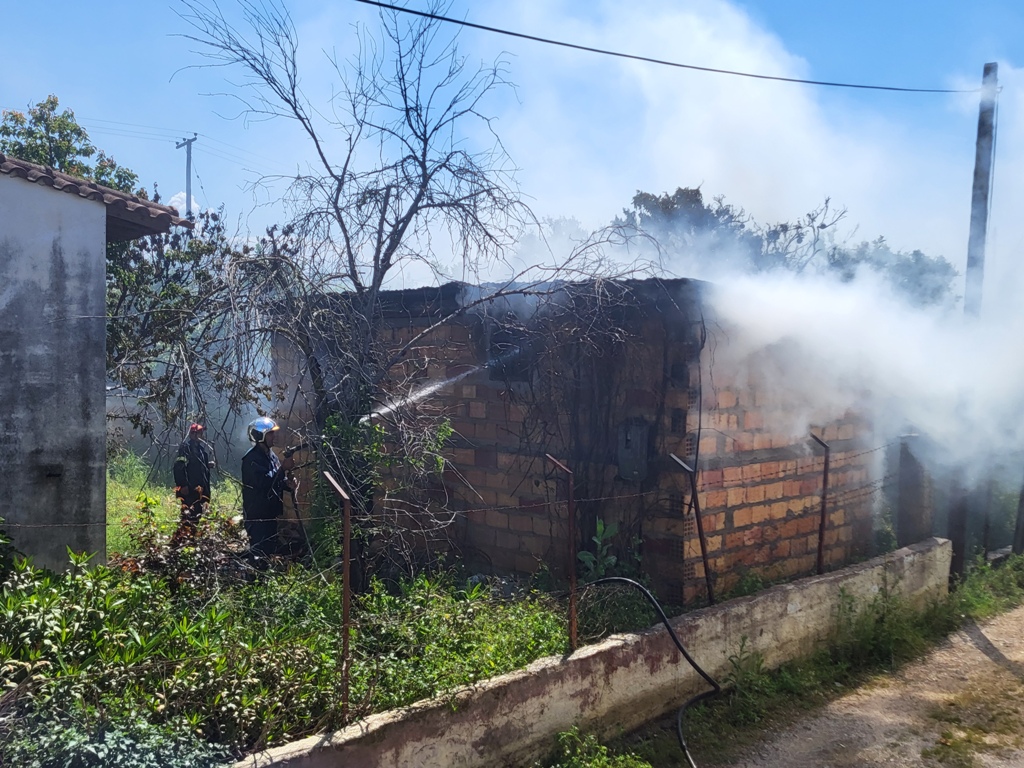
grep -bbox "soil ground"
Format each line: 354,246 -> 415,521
716,603 -> 1024,767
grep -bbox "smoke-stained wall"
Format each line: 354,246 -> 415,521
0,175 -> 108,569
273,278 -> 882,603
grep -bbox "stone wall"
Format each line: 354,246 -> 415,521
233,538 -> 951,768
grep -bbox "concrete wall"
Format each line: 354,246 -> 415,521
234,537 -> 951,768
0,174 -> 108,569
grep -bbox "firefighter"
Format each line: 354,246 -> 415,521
240,417 -> 297,559
173,423 -> 214,538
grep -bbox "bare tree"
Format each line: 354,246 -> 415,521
178,0 -> 649,577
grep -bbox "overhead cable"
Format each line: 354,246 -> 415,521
355,0 -> 977,94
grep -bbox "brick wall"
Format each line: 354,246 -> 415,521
273,279 -> 885,604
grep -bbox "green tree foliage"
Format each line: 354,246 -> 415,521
619,187 -> 764,271
619,187 -> 959,307
2,96 -> 265,437
0,94 -> 139,193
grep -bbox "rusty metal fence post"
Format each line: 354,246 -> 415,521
810,434 -> 830,575
323,471 -> 352,719
545,454 -> 577,651
670,454 -> 715,605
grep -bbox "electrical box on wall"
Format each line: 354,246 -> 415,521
617,418 -> 649,482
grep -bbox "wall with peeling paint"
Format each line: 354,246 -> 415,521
233,538 -> 951,768
0,174 -> 107,569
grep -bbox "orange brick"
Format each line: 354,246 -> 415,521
783,480 -> 802,498
750,504 -> 772,525
717,389 -> 738,408
764,482 -> 786,501
733,507 -> 753,528
699,436 -> 719,455
703,490 -> 727,509
771,501 -> 789,520
723,467 -> 743,486
703,534 -> 722,553
746,485 -> 766,503
727,487 -> 745,507
733,433 -> 755,452
702,469 -> 724,489
753,434 -> 773,450
829,509 -> 846,526
702,512 -> 725,532
743,411 -> 764,430
797,516 -> 818,535
772,540 -> 791,558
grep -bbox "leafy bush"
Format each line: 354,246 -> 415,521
2,711 -> 230,768
538,727 -> 652,768
576,583 -> 658,642
0,547 -> 569,759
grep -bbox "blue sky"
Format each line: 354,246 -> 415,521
5,0 -> 1024,296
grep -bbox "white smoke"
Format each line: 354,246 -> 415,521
700,266 -> 1024,478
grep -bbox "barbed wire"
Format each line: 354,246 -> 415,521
2,441 -> 901,530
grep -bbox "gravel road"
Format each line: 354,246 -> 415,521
723,604 -> 1024,767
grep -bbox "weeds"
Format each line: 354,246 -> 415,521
537,727 -> 653,768
0,552 -> 567,763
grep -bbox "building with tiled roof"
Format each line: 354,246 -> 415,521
0,154 -> 188,569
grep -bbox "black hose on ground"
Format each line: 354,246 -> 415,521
588,576 -> 721,768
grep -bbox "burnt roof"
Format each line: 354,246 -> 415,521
0,153 -> 191,241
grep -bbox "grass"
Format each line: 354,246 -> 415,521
106,450 -> 241,556
922,669 -> 1024,767
26,453 -> 1024,768
574,553 -> 1024,768
4,452 -> 575,765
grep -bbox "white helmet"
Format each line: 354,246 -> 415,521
247,416 -> 280,443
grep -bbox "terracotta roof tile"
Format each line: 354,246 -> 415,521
0,153 -> 192,241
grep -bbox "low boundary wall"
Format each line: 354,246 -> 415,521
236,538 -> 952,768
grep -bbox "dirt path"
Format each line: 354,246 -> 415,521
723,604 -> 1024,767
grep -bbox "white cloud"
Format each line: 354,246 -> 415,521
168,192 -> 201,218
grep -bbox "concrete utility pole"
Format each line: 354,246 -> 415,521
964,62 -> 998,317
175,133 -> 198,219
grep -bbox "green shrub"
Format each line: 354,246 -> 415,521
539,727 -> 652,768
577,583 -> 658,641
0,549 -> 569,758
1,710 -> 231,768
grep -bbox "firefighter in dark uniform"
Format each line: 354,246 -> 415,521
173,423 -> 214,538
241,417 -> 297,559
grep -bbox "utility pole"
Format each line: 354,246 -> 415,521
950,63 -> 998,580
964,63 -> 998,317
175,133 -> 198,219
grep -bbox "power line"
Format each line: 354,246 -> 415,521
355,0 -> 978,94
